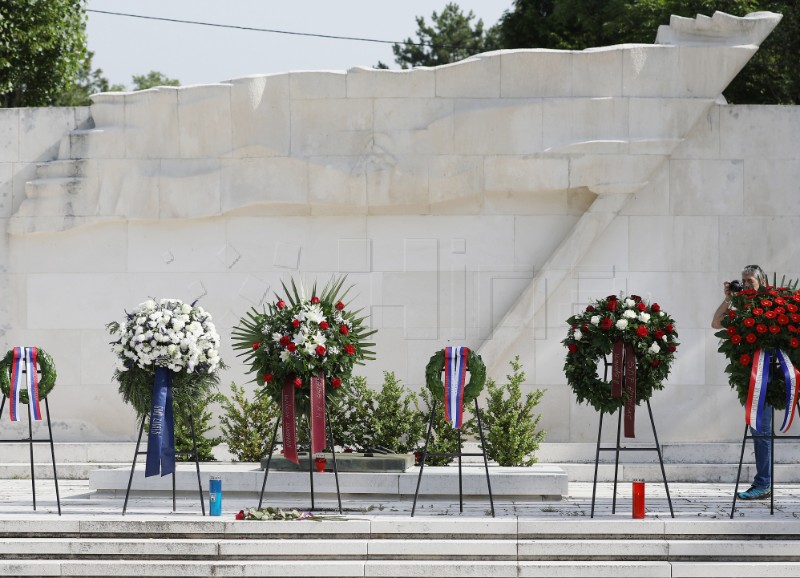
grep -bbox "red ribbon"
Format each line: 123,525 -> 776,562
282,378 -> 298,464
309,371 -> 327,455
611,339 -> 637,438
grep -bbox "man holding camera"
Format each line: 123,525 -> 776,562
712,264 -> 772,500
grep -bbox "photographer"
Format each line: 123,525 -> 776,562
712,264 -> 772,500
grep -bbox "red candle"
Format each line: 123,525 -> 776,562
632,480 -> 645,519
314,456 -> 327,473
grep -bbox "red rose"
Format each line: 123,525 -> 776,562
252,341 -> 260,350
726,326 -> 737,335
753,308 -> 764,316
600,318 -> 613,331
746,333 -> 757,344
636,325 -> 648,337
756,324 -> 768,334
631,294 -> 642,302
315,345 -> 326,356
770,325 -> 781,334
582,323 -> 589,332
731,335 -> 742,345
294,377 -> 302,388
778,315 -> 790,325
740,354 -> 752,366
637,302 -> 646,311
651,359 -> 660,367
279,335 -> 291,346
568,343 -> 578,353
235,510 -> 245,520
345,344 -> 356,355
765,311 -> 777,320
339,324 -> 349,335
651,303 -> 661,313
287,342 -> 297,352
665,324 -> 674,333
792,338 -> 799,349
276,300 -> 286,309
607,300 -> 618,312
668,345 -> 676,352
311,296 -> 320,304
319,321 -> 329,330
292,319 -> 300,328
654,330 -> 665,339
607,295 -> 618,301
264,373 -> 273,383
336,301 -> 345,310
586,305 -> 596,312
743,318 -> 756,327
331,377 -> 342,388
728,310 -> 736,319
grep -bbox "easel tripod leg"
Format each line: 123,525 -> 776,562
730,424 -> 749,519
411,398 -> 437,516
474,398 -> 494,517
646,399 -> 673,518
123,416 -> 146,515
591,411 -> 604,519
326,406 -> 343,514
258,416 -> 281,510
45,398 -> 61,515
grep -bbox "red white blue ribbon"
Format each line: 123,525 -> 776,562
443,346 -> 469,429
775,349 -> 800,433
8,346 -> 43,422
745,348 -> 771,431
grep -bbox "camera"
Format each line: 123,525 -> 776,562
729,280 -> 744,293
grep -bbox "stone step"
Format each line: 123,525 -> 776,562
88,463 -> 568,501
0,442 -> 137,463
535,442 -> 800,464
68,128 -> 123,159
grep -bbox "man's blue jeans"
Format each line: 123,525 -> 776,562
750,404 -> 773,489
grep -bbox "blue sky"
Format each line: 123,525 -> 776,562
86,1 -> 510,88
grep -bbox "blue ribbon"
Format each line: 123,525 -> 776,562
145,367 -> 175,477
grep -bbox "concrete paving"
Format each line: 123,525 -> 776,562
3,476 -> 799,521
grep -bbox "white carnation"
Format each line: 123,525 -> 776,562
638,312 -> 651,323
623,309 -> 637,319
649,342 -> 661,354
616,319 -> 629,330
625,299 -> 636,308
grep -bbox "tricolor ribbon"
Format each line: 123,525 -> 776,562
281,373 -> 327,465
776,349 -> 800,433
9,346 -> 43,422
745,348 -> 771,432
611,340 -> 637,438
443,346 -> 469,429
144,367 -> 175,477
746,348 -> 800,434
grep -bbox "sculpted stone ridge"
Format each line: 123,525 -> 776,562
7,10 -> 780,235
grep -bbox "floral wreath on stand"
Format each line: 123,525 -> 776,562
232,276 -> 376,414
424,349 -> 487,404
563,294 -> 679,414
0,348 -> 57,403
107,298 -> 223,416
716,280 -> 800,415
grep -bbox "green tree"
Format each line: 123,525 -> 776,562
132,70 -> 180,91
475,356 -> 546,467
390,2 -> 501,68
496,0 -> 797,104
54,51 -> 125,107
371,371 -> 427,453
173,392 -> 223,462
0,0 -> 88,107
218,383 -> 281,462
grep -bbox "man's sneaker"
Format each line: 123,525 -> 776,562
738,485 -> 772,500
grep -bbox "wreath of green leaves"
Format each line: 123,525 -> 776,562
0,348 -> 57,404
563,295 -> 679,414
424,348 -> 486,404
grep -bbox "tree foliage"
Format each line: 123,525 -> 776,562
0,0 -> 88,107
390,2 -> 501,69
496,0 -> 797,104
131,70 -> 180,91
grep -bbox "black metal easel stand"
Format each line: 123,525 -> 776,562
257,405 -> 343,514
411,397 -> 495,517
730,400 -> 800,518
122,408 -> 205,515
590,398 -> 674,518
0,394 -> 61,515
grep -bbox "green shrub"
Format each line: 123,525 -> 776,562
218,383 -> 281,462
372,371 -> 427,453
173,392 -> 223,462
475,356 -> 546,467
417,387 -> 475,466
